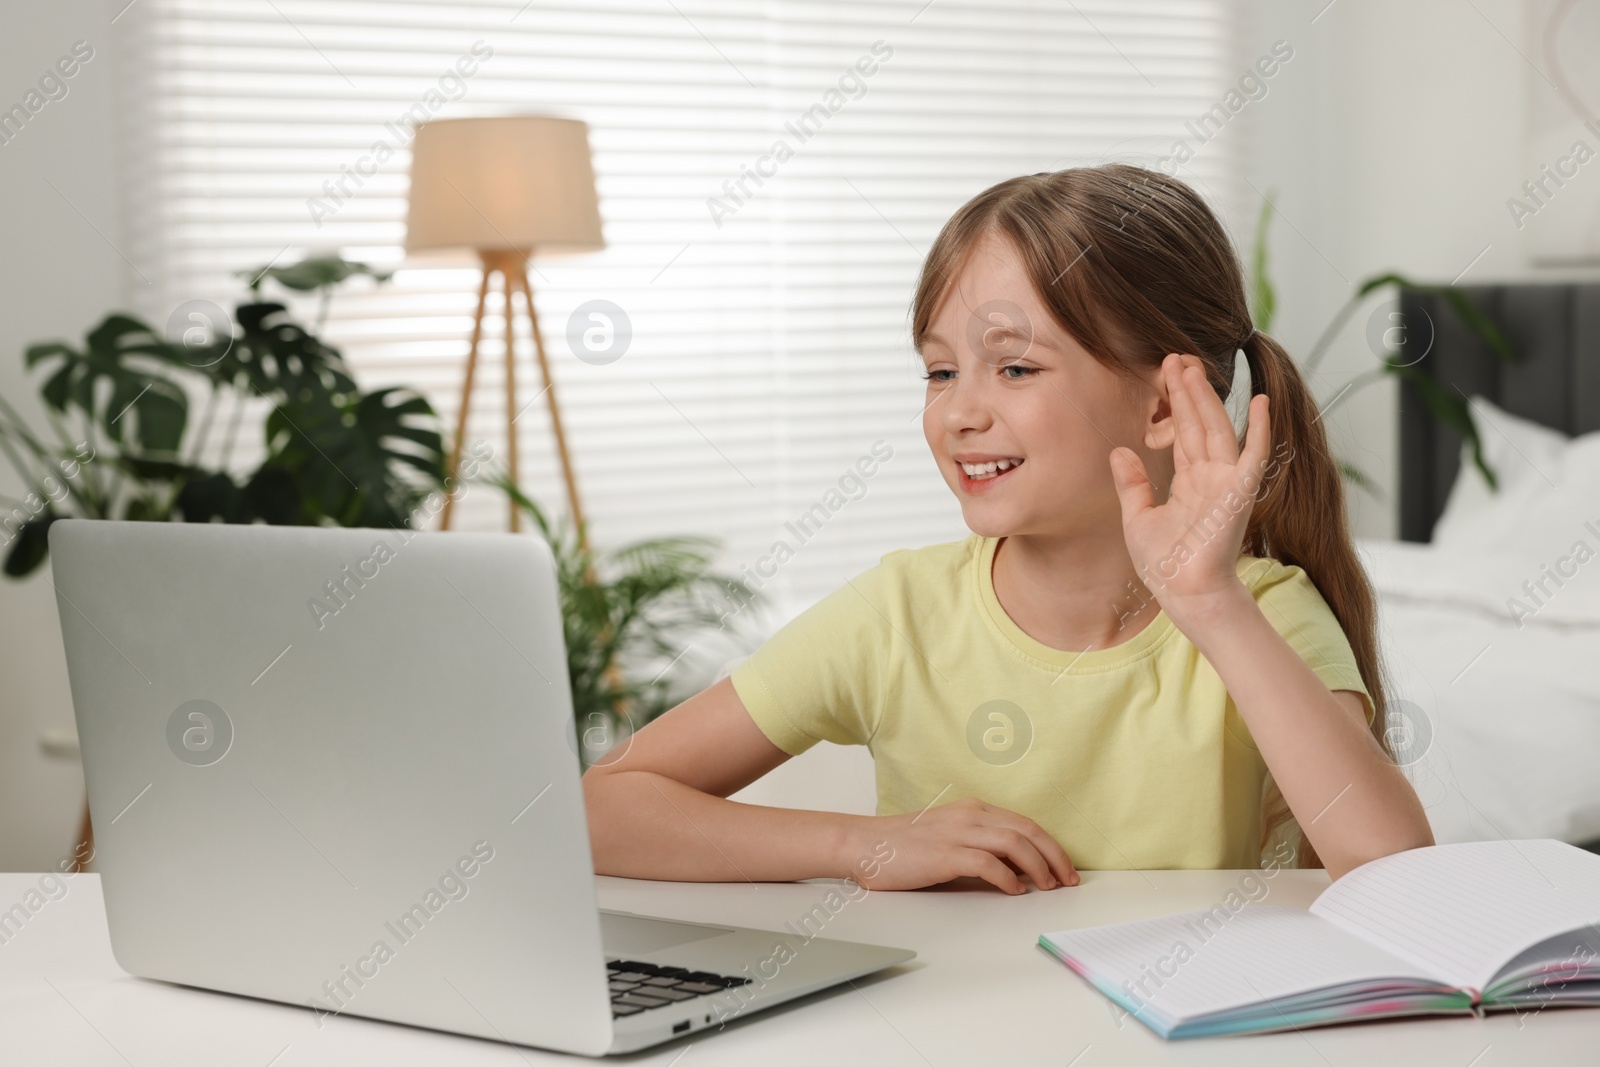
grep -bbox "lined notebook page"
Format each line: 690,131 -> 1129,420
1042,905 -> 1437,1021
1310,839 -> 1600,992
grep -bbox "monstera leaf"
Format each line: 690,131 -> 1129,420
240,255 -> 392,295
208,303 -> 358,402
25,316 -> 189,454
262,386 -> 444,528
2,512 -> 56,578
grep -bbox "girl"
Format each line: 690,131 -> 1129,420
583,164 -> 1432,893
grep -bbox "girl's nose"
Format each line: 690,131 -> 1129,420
938,373 -> 992,435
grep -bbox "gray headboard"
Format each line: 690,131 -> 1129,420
1395,283 -> 1600,542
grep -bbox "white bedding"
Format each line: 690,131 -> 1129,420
1356,537 -> 1600,847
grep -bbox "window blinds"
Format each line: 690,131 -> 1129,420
115,0 -> 1247,634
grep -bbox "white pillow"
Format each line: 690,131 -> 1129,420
1431,395 -> 1600,559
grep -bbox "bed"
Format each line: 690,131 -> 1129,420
1358,283 -> 1600,850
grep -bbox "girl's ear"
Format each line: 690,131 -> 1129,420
1143,373 -> 1176,450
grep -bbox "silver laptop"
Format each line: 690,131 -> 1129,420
49,519 -> 914,1056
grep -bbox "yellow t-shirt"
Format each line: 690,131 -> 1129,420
729,534 -> 1374,870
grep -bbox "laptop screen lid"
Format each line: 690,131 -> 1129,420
49,519 -> 615,1055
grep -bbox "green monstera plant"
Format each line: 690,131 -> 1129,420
0,255 -> 445,576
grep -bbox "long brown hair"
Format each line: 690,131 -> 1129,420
909,164 -> 1394,869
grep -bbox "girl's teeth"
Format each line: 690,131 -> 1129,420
961,458 -> 1023,479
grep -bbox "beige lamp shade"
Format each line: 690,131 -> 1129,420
404,115 -> 604,255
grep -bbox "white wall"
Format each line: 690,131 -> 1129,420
0,0 -> 125,870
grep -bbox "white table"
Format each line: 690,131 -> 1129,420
2,870 -> 1594,1064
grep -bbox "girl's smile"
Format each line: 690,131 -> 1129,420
953,452 -> 1026,493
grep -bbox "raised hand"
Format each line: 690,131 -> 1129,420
1107,351 -> 1272,623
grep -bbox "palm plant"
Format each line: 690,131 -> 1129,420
496,476 -> 761,769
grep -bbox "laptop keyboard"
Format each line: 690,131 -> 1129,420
606,958 -> 752,1016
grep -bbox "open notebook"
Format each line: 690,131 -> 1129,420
1038,839 -> 1600,1039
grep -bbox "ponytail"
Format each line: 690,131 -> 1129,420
1240,330 -> 1394,870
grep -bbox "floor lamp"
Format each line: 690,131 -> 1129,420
404,116 -> 605,536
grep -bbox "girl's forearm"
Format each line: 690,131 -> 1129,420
1181,584 -> 1434,879
584,769 -> 864,883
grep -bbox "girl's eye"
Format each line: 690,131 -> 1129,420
918,365 -> 1035,382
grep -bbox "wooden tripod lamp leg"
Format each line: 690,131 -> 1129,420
440,262 -> 494,531
501,258 -> 521,532
512,261 -> 588,547
510,262 -> 619,709
74,798 -> 92,873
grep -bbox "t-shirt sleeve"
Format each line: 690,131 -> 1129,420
727,562 -> 894,756
1238,557 -> 1376,728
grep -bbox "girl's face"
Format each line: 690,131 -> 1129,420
919,229 -> 1169,539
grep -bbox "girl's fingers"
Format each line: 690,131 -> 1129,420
968,827 -> 1058,891
957,848 -> 1027,895
1015,823 -> 1079,886
1045,843 -> 1079,887
980,807 -> 1081,886
1166,354 -> 1208,465
1187,356 -> 1238,461
1240,393 -> 1271,477
1110,446 -> 1155,526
